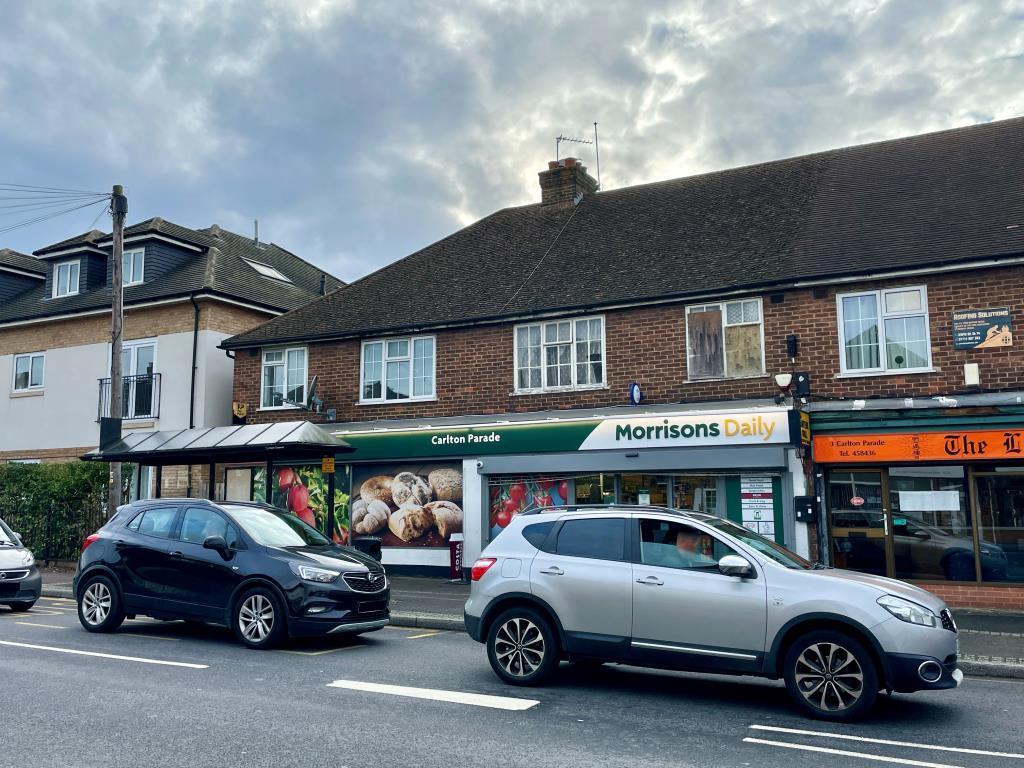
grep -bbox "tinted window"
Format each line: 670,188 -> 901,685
131,507 -> 177,539
522,521 -> 554,549
555,518 -> 625,561
639,519 -> 735,571
180,508 -> 229,544
223,505 -> 329,547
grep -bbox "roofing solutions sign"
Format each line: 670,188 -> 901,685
334,410 -> 796,461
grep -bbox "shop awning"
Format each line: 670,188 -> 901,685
82,421 -> 351,466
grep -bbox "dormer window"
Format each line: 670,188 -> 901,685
123,248 -> 144,285
53,260 -> 80,297
243,258 -> 291,283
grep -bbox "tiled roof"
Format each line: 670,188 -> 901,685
0,248 -> 46,276
223,117 -> 1024,348
0,219 -> 342,324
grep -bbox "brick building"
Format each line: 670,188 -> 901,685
0,219 -> 341,497
223,118 -> 1024,607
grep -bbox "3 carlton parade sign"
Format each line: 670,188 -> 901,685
813,429 -> 1024,463
335,409 -> 798,461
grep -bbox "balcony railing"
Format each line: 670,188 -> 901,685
98,373 -> 161,421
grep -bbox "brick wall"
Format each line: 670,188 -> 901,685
0,446 -> 93,463
234,265 -> 1024,424
913,582 -> 1024,611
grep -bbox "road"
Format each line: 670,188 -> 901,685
2,598 -> 1023,768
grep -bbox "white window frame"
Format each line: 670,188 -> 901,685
12,352 -> 45,392
685,298 -> 766,381
52,259 -> 80,297
123,248 -> 145,286
836,285 -> 932,376
260,346 -> 308,410
513,315 -> 607,394
359,335 -> 436,404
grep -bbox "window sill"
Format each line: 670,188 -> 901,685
124,420 -> 156,429
684,374 -> 769,384
10,389 -> 44,398
355,397 -> 438,406
835,368 -> 936,379
257,405 -> 300,412
511,385 -> 610,396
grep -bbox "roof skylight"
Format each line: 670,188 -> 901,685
243,258 -> 292,283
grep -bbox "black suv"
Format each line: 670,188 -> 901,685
73,500 -> 389,649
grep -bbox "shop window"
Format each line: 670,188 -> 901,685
261,347 -> 307,409
827,471 -> 887,576
837,286 -> 931,374
574,474 -> 615,505
686,299 -> 764,380
620,474 -> 668,506
672,475 -> 720,514
975,473 -> 1024,583
13,352 -> 45,392
360,336 -> 435,402
514,316 -> 604,393
489,476 -> 569,539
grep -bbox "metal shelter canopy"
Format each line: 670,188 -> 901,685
81,421 -> 351,466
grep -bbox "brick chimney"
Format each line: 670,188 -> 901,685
538,157 -> 599,206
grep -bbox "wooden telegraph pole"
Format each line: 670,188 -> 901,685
107,185 -> 128,514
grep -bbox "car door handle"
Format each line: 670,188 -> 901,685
169,551 -> 183,559
636,576 -> 664,586
538,566 -> 564,576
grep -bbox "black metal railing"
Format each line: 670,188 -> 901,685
97,373 -> 161,421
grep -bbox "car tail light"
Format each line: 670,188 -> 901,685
81,533 -> 100,553
471,558 -> 497,581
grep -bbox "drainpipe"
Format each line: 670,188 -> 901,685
187,293 -> 200,497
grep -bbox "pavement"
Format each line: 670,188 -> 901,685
37,568 -> 1024,678
3,597 -> 1024,768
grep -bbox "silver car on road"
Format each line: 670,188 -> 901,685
464,505 -> 961,720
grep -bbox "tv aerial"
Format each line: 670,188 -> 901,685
555,122 -> 601,189
282,374 -> 324,413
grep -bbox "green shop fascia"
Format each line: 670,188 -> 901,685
258,405 -> 810,571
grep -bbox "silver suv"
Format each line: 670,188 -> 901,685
464,506 -> 961,721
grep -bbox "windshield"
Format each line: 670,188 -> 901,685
701,516 -> 812,569
0,518 -> 17,545
222,505 -> 330,548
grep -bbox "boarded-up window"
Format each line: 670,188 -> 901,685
687,299 -> 763,379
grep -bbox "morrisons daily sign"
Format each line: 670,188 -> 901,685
333,409 -> 796,461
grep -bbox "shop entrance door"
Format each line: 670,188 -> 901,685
826,470 -> 892,576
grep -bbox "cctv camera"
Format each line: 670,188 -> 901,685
475,460 -> 484,469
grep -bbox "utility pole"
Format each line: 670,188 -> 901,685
107,185 -> 128,514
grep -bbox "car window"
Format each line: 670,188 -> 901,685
555,518 -> 626,561
222,505 -> 330,547
639,519 -> 735,571
522,521 -> 555,549
129,507 -> 178,539
180,507 -> 229,544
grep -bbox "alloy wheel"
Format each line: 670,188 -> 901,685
794,642 -> 865,712
82,582 -> 112,626
239,594 -> 275,643
494,617 -> 546,677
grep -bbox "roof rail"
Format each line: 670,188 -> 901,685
518,504 -> 686,516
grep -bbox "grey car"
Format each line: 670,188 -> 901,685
464,506 -> 961,721
0,515 -> 41,612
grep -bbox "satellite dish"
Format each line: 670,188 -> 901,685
281,375 -> 323,412
306,376 -> 318,409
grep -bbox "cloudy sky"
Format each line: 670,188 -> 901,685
1,0 -> 1022,281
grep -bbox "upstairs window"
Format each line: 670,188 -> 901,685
686,299 -> 764,379
53,260 -> 80,297
360,336 -> 435,402
123,248 -> 144,285
514,316 -> 605,393
837,286 -> 931,374
243,258 -> 292,283
13,353 -> 45,392
261,347 -> 307,408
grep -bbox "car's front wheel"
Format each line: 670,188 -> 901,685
77,575 -> 125,633
486,607 -> 559,686
784,630 -> 879,721
233,587 -> 286,650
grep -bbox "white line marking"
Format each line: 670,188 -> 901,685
15,622 -> 67,629
749,725 -> 1024,759
406,631 -> 444,639
0,640 -> 208,669
117,633 -> 179,642
327,680 -> 538,710
743,738 -> 964,768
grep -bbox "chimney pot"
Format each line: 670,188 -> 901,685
538,157 -> 599,206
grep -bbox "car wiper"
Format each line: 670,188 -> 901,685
811,561 -> 831,570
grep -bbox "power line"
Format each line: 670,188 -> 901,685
0,182 -> 107,195
498,202 -> 583,314
0,197 -> 109,236
0,195 -> 110,215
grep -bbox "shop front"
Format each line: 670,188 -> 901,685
811,403 -> 1024,609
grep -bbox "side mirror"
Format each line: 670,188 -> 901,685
203,535 -> 231,559
13,532 -> 22,544
719,554 -> 753,578
913,530 -> 931,540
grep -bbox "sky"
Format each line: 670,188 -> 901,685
1,0 -> 1022,282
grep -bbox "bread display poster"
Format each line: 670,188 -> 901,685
266,463 -> 352,546
351,462 -> 464,548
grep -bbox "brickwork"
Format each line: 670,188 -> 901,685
233,266 -> 1024,425
199,301 -> 276,335
0,446 -> 92,463
913,582 -> 1024,611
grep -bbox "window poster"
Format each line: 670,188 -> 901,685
350,462 -> 463,548
258,463 -> 351,545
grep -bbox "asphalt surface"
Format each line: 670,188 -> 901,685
3,598 -> 1024,768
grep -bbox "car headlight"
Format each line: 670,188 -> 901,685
877,595 -> 939,627
289,562 -> 340,583
20,551 -> 34,567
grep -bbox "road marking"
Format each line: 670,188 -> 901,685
15,622 -> 67,629
327,680 -> 539,710
0,640 -> 208,669
406,631 -> 444,639
749,725 -> 1024,759
743,738 -> 963,768
117,633 -> 180,642
281,645 -> 361,656
0,609 -> 63,617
